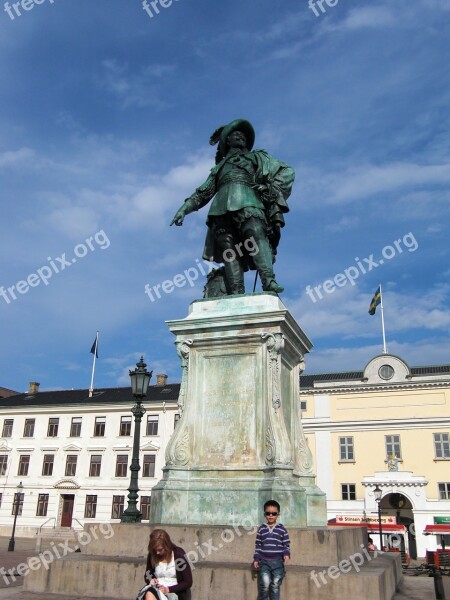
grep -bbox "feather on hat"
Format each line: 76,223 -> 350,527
209,119 -> 255,164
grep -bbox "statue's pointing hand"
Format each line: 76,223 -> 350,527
170,205 -> 187,226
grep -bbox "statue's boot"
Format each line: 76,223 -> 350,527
216,232 -> 245,294
241,219 -> 284,294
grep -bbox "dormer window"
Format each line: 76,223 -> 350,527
379,364 -> 394,380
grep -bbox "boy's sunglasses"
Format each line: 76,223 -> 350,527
264,511 -> 279,516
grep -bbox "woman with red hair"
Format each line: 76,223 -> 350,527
137,529 -> 193,600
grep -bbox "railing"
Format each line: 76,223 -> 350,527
35,517 -> 56,552
71,518 -> 85,531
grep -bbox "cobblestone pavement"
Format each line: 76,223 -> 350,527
0,575 -> 440,600
0,538 -> 445,600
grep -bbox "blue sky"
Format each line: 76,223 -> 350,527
1,0 -> 449,392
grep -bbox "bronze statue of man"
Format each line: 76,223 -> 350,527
171,119 -> 295,295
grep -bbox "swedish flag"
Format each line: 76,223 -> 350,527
368,286 -> 381,315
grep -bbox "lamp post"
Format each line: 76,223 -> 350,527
8,482 -> 23,551
374,484 -> 383,551
121,357 -> 152,523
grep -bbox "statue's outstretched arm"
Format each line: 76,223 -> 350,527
170,173 -> 216,226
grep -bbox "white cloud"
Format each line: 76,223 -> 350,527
100,59 -> 176,110
337,6 -> 396,30
288,283 -> 450,343
0,147 -> 35,167
325,216 -> 359,232
302,162 -> 450,207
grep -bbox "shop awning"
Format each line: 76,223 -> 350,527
328,520 -> 406,532
423,525 -> 450,535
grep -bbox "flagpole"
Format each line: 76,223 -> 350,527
379,285 -> 388,354
89,331 -> 99,398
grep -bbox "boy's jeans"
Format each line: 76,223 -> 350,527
258,558 -> 285,600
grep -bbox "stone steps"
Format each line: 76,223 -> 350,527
35,527 -> 80,553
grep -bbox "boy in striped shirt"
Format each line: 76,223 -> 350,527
252,500 -> 290,600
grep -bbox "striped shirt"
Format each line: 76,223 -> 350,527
253,523 -> 291,561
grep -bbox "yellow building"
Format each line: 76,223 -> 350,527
300,353 -> 450,558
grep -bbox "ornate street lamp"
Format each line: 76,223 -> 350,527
374,484 -> 383,551
8,481 -> 24,551
121,357 -> 152,523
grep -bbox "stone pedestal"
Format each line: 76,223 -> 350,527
149,293 -> 326,527
24,524 -> 403,600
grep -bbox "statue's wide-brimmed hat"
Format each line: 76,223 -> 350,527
209,119 -> 255,162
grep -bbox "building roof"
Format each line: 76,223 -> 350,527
0,386 -> 20,399
300,372 -> 363,388
0,384 -> 181,408
300,363 -> 450,389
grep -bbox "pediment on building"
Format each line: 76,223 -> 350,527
54,479 -> 80,489
141,441 -> 160,451
112,445 -> 132,452
0,439 -> 12,451
63,443 -> 82,452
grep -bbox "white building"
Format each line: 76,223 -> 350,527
0,376 -> 179,537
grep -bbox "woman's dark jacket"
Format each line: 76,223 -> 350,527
144,545 -> 193,600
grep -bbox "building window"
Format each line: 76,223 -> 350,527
18,455 -> 30,476
111,495 -> 125,519
143,455 -> 156,478
119,416 -> 132,436
339,437 -> 354,461
174,414 -> 180,429
2,418 -> 13,437
65,455 -> 78,477
42,454 -> 55,476
12,492 -> 24,516
94,417 -> 106,437
379,365 -> 394,380
300,401 -> 307,411
84,495 -> 97,518
23,418 -> 35,437
341,483 -> 356,500
115,455 -> 128,477
47,418 -> 59,437
434,433 -> 450,459
140,496 -> 151,520
36,493 -> 49,517
146,416 -> 159,436
0,455 -> 7,476
385,435 -> 402,459
70,417 -> 82,437
89,455 -> 102,477
438,483 -> 450,500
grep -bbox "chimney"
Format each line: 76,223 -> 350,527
156,374 -> 168,386
28,382 -> 40,394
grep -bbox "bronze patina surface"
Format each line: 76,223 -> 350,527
171,119 -> 295,296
